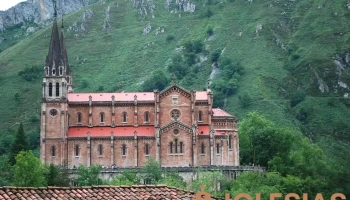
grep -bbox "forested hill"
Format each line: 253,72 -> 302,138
0,0 -> 349,194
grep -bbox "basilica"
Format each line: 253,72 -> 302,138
40,10 -> 239,168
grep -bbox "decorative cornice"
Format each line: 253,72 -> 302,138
159,84 -> 191,99
159,121 -> 193,134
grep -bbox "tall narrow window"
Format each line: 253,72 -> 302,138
198,111 -> 203,122
175,139 -> 178,153
122,144 -> 127,156
49,83 -> 53,97
45,68 -> 48,76
100,113 -> 104,123
77,113 -> 82,124
179,142 -> 183,153
145,144 -> 150,155
169,142 -> 173,154
228,135 -> 232,149
201,143 -> 205,154
75,145 -> 79,156
56,82 -> 60,97
216,143 -> 220,154
59,67 -> 63,75
98,144 -> 103,156
52,69 -> 56,75
51,146 -> 56,157
144,112 -> 149,123
122,112 -> 127,123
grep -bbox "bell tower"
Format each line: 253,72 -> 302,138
40,1 -> 72,165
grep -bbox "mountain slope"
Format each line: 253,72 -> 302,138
0,0 -> 349,173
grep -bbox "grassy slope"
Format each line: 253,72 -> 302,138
0,0 -> 349,162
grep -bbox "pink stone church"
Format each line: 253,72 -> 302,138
40,10 -> 239,168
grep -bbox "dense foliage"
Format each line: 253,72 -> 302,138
0,0 -> 349,197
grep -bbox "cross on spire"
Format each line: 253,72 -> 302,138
172,74 -> 177,84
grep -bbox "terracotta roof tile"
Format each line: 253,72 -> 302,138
212,108 -> 234,117
0,185 -> 220,200
68,90 -> 208,103
68,126 -> 155,138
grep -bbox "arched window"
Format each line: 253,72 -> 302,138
169,142 -> 173,154
122,112 -> 127,123
122,144 -> 127,156
49,83 -> 53,97
77,113 -> 82,124
56,82 -> 60,97
52,69 -> 55,75
51,146 -> 56,157
216,143 -> 220,154
100,113 -> 105,123
59,67 -> 63,75
179,142 -> 183,153
198,111 -> 203,122
98,144 -> 103,156
201,143 -> 205,154
228,135 -> 232,149
145,144 -> 150,155
75,145 -> 79,156
175,139 -> 178,153
144,112 -> 149,123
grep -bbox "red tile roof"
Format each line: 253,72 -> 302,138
198,125 -> 210,135
0,185 -> 220,200
212,108 -> 233,117
68,126 -> 155,137
68,92 -> 154,102
68,91 -> 209,102
195,91 -> 208,101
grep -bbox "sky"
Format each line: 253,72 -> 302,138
0,0 -> 26,11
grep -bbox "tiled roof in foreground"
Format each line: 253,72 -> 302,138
0,185 -> 220,200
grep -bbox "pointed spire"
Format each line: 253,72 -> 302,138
53,0 -> 57,18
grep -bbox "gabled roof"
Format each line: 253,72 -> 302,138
160,84 -> 190,95
68,126 -> 155,138
160,120 -> 193,134
212,108 -> 234,117
0,185 -> 220,200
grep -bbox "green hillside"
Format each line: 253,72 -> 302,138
0,0 -> 349,187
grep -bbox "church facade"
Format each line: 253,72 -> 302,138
40,12 -> 239,168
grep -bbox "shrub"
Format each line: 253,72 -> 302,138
80,79 -> 89,89
97,85 -> 104,91
238,93 -> 252,108
211,50 -> 221,63
166,35 -> 175,43
18,66 -> 41,82
206,27 -> 214,36
290,89 -> 306,107
201,8 -> 213,18
141,70 -> 169,92
29,115 -> 39,123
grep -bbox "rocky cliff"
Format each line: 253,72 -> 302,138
0,0 -> 95,31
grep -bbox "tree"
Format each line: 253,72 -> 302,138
188,170 -> 227,198
9,123 -> 29,165
141,70 -> 169,92
13,150 -> 46,187
75,165 -> 103,186
160,172 -> 186,189
239,112 -> 296,167
110,170 -> 139,185
140,157 -> 162,184
45,162 -> 70,186
0,155 -> 12,186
